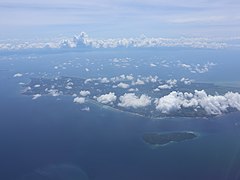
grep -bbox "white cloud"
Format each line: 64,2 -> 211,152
73,97 -> 85,104
65,81 -> 73,89
153,88 -> 160,92
155,90 -> 240,115
150,63 -> 157,67
100,77 -> 110,83
81,107 -> 90,111
61,33 -> 227,49
132,79 -> 145,85
13,73 -> 23,77
155,91 -> 183,113
67,81 -> 73,85
180,63 -> 191,69
47,89 -> 61,96
34,84 -> 41,88
180,77 -> 193,85
79,90 -> 91,97
117,82 -> 130,89
128,88 -> 139,92
126,75 -> 134,81
158,79 -> 177,89
145,75 -> 158,83
84,78 -> 92,84
119,74 -> 126,80
97,92 -> 117,104
65,86 -> 72,89
179,62 -> 216,74
32,94 -> 41,100
118,93 -> 151,108
166,79 -> 177,86
225,92 -> 240,111
158,84 -> 172,89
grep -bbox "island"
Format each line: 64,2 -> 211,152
20,76 -> 240,118
143,132 -> 197,146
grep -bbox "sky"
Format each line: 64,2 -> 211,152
0,0 -> 240,40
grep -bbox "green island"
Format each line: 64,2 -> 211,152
143,132 -> 197,146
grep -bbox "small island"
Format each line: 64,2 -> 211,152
143,132 -> 197,146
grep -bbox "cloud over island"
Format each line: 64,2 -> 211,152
155,90 -> 240,115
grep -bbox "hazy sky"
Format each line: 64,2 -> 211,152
1,0 -> 240,39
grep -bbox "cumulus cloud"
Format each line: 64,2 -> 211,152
128,88 -> 139,92
132,79 -> 145,85
65,81 -> 73,89
79,90 -> 91,97
150,63 -> 157,67
118,93 -> 151,109
126,75 -> 134,81
145,76 -> 158,83
84,78 -> 92,84
158,84 -> 172,89
47,89 -> 61,96
34,84 -> 41,88
225,92 -> 240,110
117,82 -> 130,89
155,90 -> 240,115
73,97 -> 85,104
158,79 -> 177,89
179,62 -> 216,74
180,77 -> 193,85
13,73 -> 23,77
97,92 -> 117,104
81,107 -> 90,111
111,74 -> 131,83
99,77 -> 110,83
167,79 -> 177,86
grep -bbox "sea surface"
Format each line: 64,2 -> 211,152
0,49 -> 240,180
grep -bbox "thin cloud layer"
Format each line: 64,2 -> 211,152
1,0 -> 240,39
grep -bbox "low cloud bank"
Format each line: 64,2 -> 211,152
0,32 -> 227,51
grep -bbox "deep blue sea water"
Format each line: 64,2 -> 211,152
1,49 -> 240,180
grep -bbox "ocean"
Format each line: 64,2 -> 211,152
0,49 -> 240,180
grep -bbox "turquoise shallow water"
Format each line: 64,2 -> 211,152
1,49 -> 240,180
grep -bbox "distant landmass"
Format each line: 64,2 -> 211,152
143,132 -> 198,146
20,76 -> 240,118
